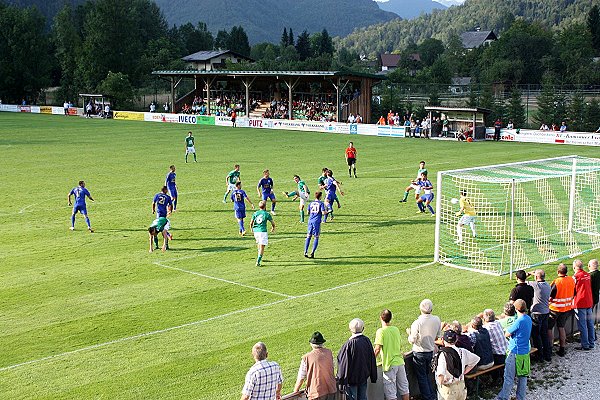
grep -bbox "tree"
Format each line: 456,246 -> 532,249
295,30 -> 311,61
556,24 -> 593,84
316,29 -> 333,56
568,92 -> 586,132
179,22 -> 214,55
214,29 -> 230,50
288,28 -> 294,47
98,71 -> 135,109
535,76 -> 562,126
53,5 -> 82,102
280,28 -> 288,48
585,99 -> 600,132
588,5 -> 600,54
0,5 -> 52,102
506,87 -> 526,128
418,38 -> 444,67
227,26 -> 251,57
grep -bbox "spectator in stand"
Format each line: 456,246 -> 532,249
560,121 -> 567,132
164,102 -> 169,112
496,299 -> 532,400
499,302 -> 517,330
507,120 -> 514,130
377,116 -> 386,125
525,269 -> 552,362
466,316 -> 494,371
548,263 -> 575,357
407,299 -> 441,400
374,309 -> 410,400
551,123 -> 559,131
337,318 -> 377,400
347,114 -> 356,124
573,259 -> 595,350
387,110 -> 394,125
539,123 -> 549,131
588,259 -> 600,308
355,114 -> 362,123
404,118 -> 411,137
494,119 -> 502,141
435,330 -> 480,400
481,309 -> 508,367
509,270 -> 534,313
440,321 -> 473,352
149,102 -> 156,113
241,342 -> 283,400
293,332 -> 337,400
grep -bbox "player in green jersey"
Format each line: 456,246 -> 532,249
223,164 -> 241,203
185,131 -> 196,163
283,175 -> 311,222
250,200 -> 275,267
400,160 -> 427,202
148,216 -> 172,253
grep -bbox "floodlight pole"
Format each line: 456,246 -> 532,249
568,156 -> 578,232
509,178 -> 516,279
434,171 -> 443,263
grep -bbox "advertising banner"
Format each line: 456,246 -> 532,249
19,106 -> 31,113
52,107 -> 66,115
0,104 -> 19,112
356,124 -> 378,136
30,106 -> 41,114
144,112 -> 180,123
113,111 -> 145,121
377,126 -> 406,138
40,106 -> 53,114
485,129 -> 600,146
215,116 -> 232,126
196,115 -> 215,125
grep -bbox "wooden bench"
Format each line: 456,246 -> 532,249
465,348 -> 537,398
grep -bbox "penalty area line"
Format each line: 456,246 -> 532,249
0,261 -> 433,372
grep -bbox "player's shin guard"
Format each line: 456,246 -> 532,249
312,237 -> 319,253
304,237 -> 311,254
193,153 -> 196,161
427,204 -> 435,214
402,191 -> 409,201
71,214 -> 76,227
348,167 -> 352,177
85,217 -> 91,228
417,202 -> 425,212
300,210 -> 304,222
470,222 -> 476,237
456,225 -> 463,242
173,198 -> 177,210
154,236 -> 159,248
239,220 -> 244,233
185,154 -> 188,162
287,191 -> 297,197
353,167 -> 356,177
271,202 -> 276,212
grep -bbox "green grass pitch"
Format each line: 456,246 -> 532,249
1,112 -> 598,399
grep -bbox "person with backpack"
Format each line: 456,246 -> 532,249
434,330 -> 480,400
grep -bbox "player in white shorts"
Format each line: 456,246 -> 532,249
283,175 -> 311,222
400,160 -> 427,202
184,131 -> 196,163
456,190 -> 477,243
250,200 -> 276,267
223,164 -> 241,203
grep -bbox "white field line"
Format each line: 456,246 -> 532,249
153,261 -> 295,299
0,261 -> 433,372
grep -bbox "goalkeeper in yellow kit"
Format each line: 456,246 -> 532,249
456,190 -> 477,243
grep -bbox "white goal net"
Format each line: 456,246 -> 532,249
434,155 -> 600,276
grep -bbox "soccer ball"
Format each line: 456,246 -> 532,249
466,137 -> 474,142
450,198 -> 459,205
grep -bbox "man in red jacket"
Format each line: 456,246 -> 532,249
573,259 -> 595,350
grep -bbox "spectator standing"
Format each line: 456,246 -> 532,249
548,263 -> 575,357
435,330 -> 480,400
573,259 -> 595,350
526,269 -> 552,361
509,270 -> 534,313
407,299 -> 441,400
241,342 -> 283,400
560,121 -> 567,132
374,309 -> 409,400
103,103 -> 110,119
481,309 -> 508,366
466,316 -> 494,371
588,259 -> 600,308
494,119 -> 502,141
293,332 -> 337,400
63,100 -> 69,116
496,299 -> 532,400
337,318 -> 377,400
150,102 -> 156,112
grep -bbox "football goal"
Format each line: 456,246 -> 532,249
434,155 -> 600,276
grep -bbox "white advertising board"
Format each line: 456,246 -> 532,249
486,129 -> 600,147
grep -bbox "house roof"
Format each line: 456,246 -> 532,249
182,50 -> 254,62
152,70 -> 384,80
379,54 -> 401,68
460,31 -> 497,49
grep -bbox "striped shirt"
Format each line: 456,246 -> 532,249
483,320 -> 508,356
242,360 -> 283,400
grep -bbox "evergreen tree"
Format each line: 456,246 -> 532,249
295,30 -> 311,61
535,78 -> 560,126
288,28 -> 294,47
588,5 -> 600,54
319,29 -> 334,55
465,86 -> 479,108
479,86 -> 495,126
585,99 -> 600,132
506,87 -> 526,128
568,92 -> 586,132
53,5 -> 82,102
228,26 -> 251,57
214,29 -> 230,50
180,22 -> 214,54
280,27 -> 288,48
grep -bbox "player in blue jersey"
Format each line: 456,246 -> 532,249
304,191 -> 328,258
415,172 -> 435,215
322,170 -> 344,222
68,180 -> 95,232
165,165 -> 178,210
231,181 -> 255,236
152,186 -> 173,218
257,169 -> 277,215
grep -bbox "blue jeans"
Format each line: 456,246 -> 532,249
345,383 -> 368,400
496,353 -> 527,400
412,351 -> 435,400
575,308 -> 595,349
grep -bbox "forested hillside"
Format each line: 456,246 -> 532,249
339,0 -> 599,56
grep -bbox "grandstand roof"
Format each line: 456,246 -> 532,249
425,106 -> 492,114
152,70 -> 384,80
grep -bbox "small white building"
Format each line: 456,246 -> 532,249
182,50 -> 254,71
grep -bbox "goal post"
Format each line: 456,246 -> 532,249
434,155 -> 600,276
